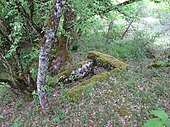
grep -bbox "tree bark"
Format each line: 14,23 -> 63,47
36,0 -> 66,110
50,5 -> 76,75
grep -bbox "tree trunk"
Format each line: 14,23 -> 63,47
50,6 -> 76,74
36,0 -> 66,110
37,29 -> 55,109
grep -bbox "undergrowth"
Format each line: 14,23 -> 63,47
0,56 -> 169,126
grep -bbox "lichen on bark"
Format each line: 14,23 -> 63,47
36,0 -> 66,110
37,29 -> 55,109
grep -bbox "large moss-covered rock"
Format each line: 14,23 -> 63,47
52,51 -> 128,102
87,51 -> 128,70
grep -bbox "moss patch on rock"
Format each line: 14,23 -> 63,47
117,106 -> 129,116
64,68 -> 121,102
148,60 -> 170,68
87,51 -> 128,70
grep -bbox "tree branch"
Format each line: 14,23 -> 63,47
0,29 -> 12,44
100,0 -> 142,15
14,1 -> 43,37
27,0 -> 35,20
0,78 -> 16,89
0,17 -> 12,36
121,6 -> 141,39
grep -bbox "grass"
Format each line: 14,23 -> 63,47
0,54 -> 169,126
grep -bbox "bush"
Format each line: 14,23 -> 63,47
78,32 -> 109,53
112,32 -> 156,60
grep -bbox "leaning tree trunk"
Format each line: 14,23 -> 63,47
36,0 -> 66,110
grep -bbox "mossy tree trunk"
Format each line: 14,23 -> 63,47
51,5 -> 77,74
36,0 -> 66,110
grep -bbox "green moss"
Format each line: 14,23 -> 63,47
117,106 -> 129,116
77,59 -> 93,67
87,51 -> 128,70
148,60 -> 170,68
81,72 -> 110,85
64,85 -> 86,103
53,68 -> 73,80
64,69 -> 121,102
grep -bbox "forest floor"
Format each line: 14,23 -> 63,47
0,58 -> 169,127
0,12 -> 170,127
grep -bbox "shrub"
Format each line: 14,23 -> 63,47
112,32 -> 156,60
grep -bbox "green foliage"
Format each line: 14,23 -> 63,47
160,60 -> 169,67
0,114 -> 4,122
52,110 -> 68,124
80,111 -> 88,124
58,82 -> 70,87
143,109 -> 170,127
32,90 -> 39,105
0,0 -> 58,92
85,83 -> 94,96
112,32 -> 156,60
53,116 -> 60,123
151,110 -> 168,121
0,0 -> 170,126
42,119 -> 50,126
79,32 -> 106,52
12,117 -> 22,127
144,118 -> 163,127
14,100 -> 24,111
151,69 -> 160,77
34,0 -> 53,29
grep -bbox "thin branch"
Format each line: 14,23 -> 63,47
0,17 -> 12,36
0,51 -> 14,76
27,0 -> 35,20
0,78 -> 16,89
121,7 -> 141,39
14,1 -> 43,37
105,19 -> 114,44
96,0 -> 142,16
0,30 -> 12,44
